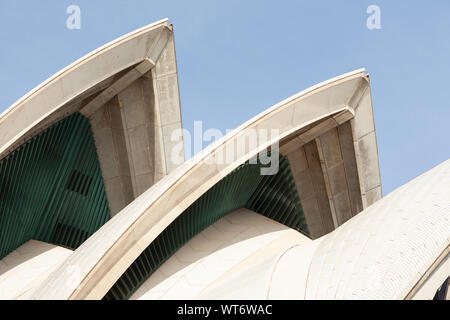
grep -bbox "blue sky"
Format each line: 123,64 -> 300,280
1,0 -> 449,195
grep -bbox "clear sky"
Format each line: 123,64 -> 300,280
1,0 -> 449,195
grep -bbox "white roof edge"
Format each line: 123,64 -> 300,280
30,69 -> 371,300
189,68 -> 367,165
225,68 -> 366,139
0,18 -> 169,120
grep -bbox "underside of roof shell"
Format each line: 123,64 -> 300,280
29,66 -> 384,300
0,20 -> 186,296
0,18 -> 185,216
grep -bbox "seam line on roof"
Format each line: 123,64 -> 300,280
405,245 -> 450,299
354,129 -> 375,142
364,184 -> 381,193
266,244 -> 303,299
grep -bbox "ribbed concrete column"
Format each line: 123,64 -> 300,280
89,96 -> 134,216
90,76 -> 161,216
317,121 -> 363,226
117,75 -> 161,198
285,141 -> 334,239
152,33 -> 184,174
90,65 -> 184,216
88,33 -> 184,216
348,78 -> 382,208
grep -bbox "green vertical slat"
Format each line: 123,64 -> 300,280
104,153 -> 306,300
37,114 -> 86,242
0,113 -> 110,258
61,136 -> 94,247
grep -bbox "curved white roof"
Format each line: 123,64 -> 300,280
0,18 -> 171,160
130,209 -> 310,300
131,161 -> 449,300
30,69 -> 383,299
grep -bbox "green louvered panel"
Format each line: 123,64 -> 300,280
0,113 -> 110,259
246,154 -> 308,233
104,153 -> 307,300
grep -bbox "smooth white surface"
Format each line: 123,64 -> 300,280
31,69 -> 375,300
199,160 -> 450,300
303,159 -> 449,299
0,240 -> 72,300
130,209 -> 311,300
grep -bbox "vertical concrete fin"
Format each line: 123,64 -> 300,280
285,141 -> 334,239
318,123 -> 363,227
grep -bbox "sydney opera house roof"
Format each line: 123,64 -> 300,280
0,19 -> 448,300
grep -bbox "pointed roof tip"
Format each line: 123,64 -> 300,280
346,67 -> 369,81
349,67 -> 366,75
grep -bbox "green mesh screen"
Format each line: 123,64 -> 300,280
0,113 -> 110,258
104,153 -> 307,300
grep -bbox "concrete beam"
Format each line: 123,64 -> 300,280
317,121 -> 363,226
90,68 -> 182,215
152,31 -> 184,174
337,122 -> 364,216
30,69 -> 367,300
285,141 -> 335,239
89,96 -> 134,216
117,74 -> 163,198
280,109 -> 362,232
279,108 -> 354,156
88,30 -> 184,215
350,78 -> 383,208
80,26 -> 172,118
80,59 -> 154,118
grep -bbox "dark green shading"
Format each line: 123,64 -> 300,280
104,153 -> 307,300
0,113 -> 110,258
